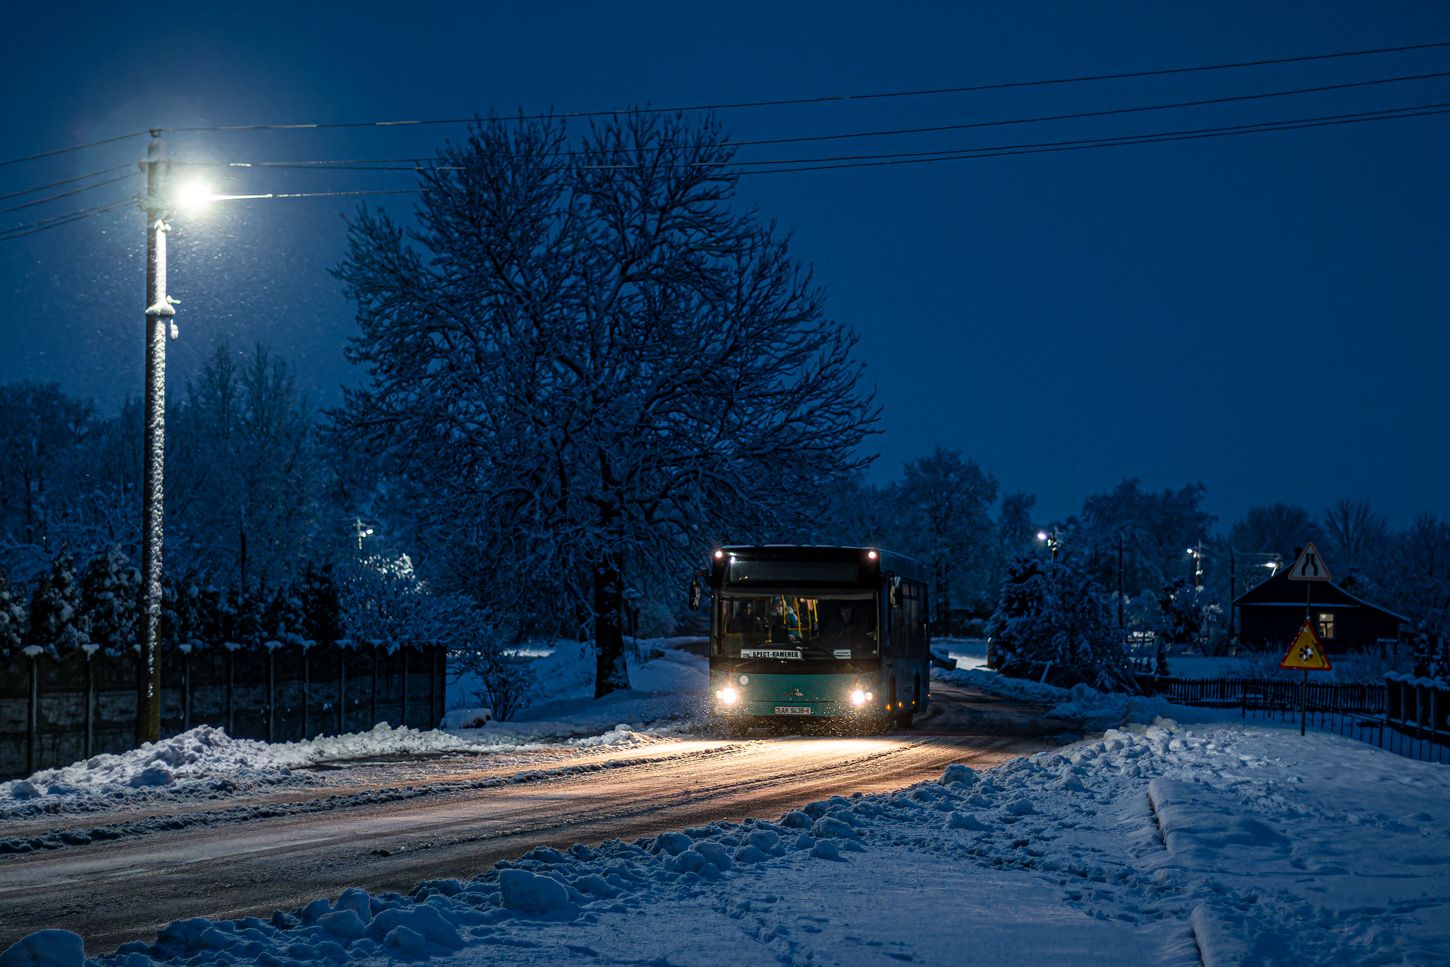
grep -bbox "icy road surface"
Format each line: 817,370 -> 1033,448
0,683 -> 1055,952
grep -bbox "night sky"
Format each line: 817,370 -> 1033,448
3,2 -> 1447,530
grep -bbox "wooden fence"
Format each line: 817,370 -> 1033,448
0,642 -> 446,781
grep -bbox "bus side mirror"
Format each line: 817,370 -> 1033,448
886,573 -> 902,609
688,579 -> 702,611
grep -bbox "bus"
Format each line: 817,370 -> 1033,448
690,545 -> 931,734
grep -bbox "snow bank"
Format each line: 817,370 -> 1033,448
932,666 -> 1227,729
9,714 -> 1445,965
0,721 -> 665,820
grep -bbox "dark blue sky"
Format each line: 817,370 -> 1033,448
3,2 -> 1447,531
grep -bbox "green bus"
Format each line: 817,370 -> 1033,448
692,545 -> 931,734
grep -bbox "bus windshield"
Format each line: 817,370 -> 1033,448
719,594 -> 878,660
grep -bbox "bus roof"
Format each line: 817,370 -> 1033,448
716,544 -> 927,583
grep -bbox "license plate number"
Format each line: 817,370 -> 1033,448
774,705 -> 813,716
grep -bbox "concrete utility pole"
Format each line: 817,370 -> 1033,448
137,131 -> 175,746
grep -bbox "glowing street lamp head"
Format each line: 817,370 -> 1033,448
173,179 -> 216,210
1036,531 -> 1048,542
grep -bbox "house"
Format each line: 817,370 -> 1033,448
1233,566 -> 1406,653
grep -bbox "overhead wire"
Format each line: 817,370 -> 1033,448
0,162 -> 139,203
0,130 -> 150,170
170,68 -> 1450,173
0,198 -> 137,242
0,172 -> 142,215
160,40 -> 1450,134
163,100 -> 1450,178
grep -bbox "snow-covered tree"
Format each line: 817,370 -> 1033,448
334,112 -> 877,697
78,543 -> 140,656
1065,479 -> 1215,599
299,563 -> 343,647
1229,502 -> 1325,564
985,555 -> 1137,693
0,568 -> 25,657
25,550 -> 87,654
894,448 -> 998,631
167,343 -> 320,589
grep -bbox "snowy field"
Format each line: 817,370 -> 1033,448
4,646 -> 1449,965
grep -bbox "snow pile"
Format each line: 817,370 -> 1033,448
10,716 -> 1444,966
933,666 -> 1197,728
0,722 -> 665,819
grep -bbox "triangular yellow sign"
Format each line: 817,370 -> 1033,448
1280,619 -> 1332,671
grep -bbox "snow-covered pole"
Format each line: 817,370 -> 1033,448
137,131 -> 174,746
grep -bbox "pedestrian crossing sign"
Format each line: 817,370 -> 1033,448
1279,619 -> 1332,671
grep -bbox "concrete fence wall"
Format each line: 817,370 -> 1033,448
0,643 -> 447,781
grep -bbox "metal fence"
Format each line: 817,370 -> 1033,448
1136,675 -> 1449,766
0,642 -> 447,781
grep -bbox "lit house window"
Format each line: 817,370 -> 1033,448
1317,612 -> 1336,640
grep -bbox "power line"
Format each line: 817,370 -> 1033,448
163,40 -> 1450,134
174,100 -> 1450,178
172,69 -> 1450,173
0,163 -> 138,203
0,198 -> 136,242
735,102 -> 1450,175
0,172 -> 141,215
6,98 -> 1446,240
0,130 -> 150,171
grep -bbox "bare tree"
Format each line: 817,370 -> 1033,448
1322,498 -> 1388,570
333,112 -> 877,697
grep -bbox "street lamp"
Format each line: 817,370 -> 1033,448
1186,543 -> 1204,589
1036,528 -> 1062,561
135,137 -> 214,744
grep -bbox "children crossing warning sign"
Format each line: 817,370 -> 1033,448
1286,542 -> 1332,582
1280,619 -> 1332,671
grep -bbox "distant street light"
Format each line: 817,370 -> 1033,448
1186,543 -> 1204,589
1036,528 -> 1062,561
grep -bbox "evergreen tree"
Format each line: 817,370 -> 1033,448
1154,577 -> 1202,676
299,563 -> 343,647
25,550 -> 88,654
0,569 -> 26,657
986,555 -> 1137,693
78,543 -> 140,657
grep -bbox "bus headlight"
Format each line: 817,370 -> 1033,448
850,689 -> 867,706
717,687 -> 739,704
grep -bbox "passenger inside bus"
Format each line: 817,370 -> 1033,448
721,596 -> 875,658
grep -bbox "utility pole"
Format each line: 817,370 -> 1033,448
1116,531 -> 1124,628
137,131 -> 175,746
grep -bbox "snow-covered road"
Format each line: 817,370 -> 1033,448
0,684 -> 1051,953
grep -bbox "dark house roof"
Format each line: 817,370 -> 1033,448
1233,568 -> 1408,622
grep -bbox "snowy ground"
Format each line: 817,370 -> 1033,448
5,645 -> 1449,965
7,707 -> 1446,966
1,642 -> 708,822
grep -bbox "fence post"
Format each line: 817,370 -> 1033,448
182,647 -> 192,732
401,647 -> 410,728
371,646 -> 379,727
226,648 -> 235,737
429,646 -> 438,729
267,648 -> 275,743
337,645 -> 345,736
84,648 -> 94,760
302,645 -> 310,740
25,647 -> 39,776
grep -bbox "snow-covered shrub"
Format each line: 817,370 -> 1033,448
0,568 -> 25,658
985,555 -> 1137,693
24,549 -> 87,655
78,543 -> 139,657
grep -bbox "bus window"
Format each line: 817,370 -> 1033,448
719,595 -> 877,659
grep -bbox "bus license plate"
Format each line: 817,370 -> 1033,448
774,705 -> 812,715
